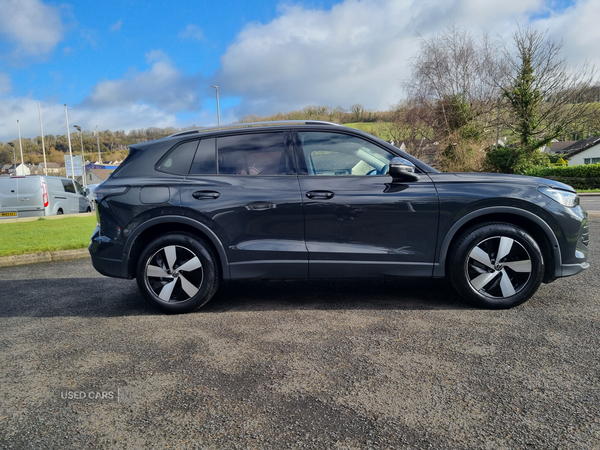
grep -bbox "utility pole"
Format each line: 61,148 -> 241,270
95,125 -> 102,163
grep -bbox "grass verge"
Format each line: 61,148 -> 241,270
0,215 -> 97,257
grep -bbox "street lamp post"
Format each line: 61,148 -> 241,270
8,142 -> 15,175
73,125 -> 86,188
38,101 -> 48,176
212,85 -> 221,126
17,120 -> 24,173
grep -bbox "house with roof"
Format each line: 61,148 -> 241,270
4,163 -> 31,176
1,164 -> 14,175
549,140 -> 577,155
85,168 -> 114,185
563,137 -> 600,166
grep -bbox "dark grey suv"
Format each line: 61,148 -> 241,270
89,121 -> 589,313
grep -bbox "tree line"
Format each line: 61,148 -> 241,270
0,127 -> 181,166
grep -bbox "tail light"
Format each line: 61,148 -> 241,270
42,182 -> 49,207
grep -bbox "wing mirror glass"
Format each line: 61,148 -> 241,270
388,157 -> 420,182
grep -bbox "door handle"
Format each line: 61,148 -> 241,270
192,190 -> 221,200
305,190 -> 334,199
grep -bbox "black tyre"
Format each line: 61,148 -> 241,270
57,209 -> 63,215
448,222 -> 544,309
136,233 -> 219,313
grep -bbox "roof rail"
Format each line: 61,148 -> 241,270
167,120 -> 341,138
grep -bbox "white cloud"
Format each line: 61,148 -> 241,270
83,50 -> 202,113
0,73 -> 12,96
214,0 -> 597,117
178,24 -> 205,41
0,0 -> 64,57
532,0 -> 600,67
110,20 -> 123,32
0,98 -> 178,142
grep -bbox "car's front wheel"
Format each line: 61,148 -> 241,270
449,222 -> 544,309
136,233 -> 219,313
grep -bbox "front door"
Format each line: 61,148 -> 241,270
294,131 -> 439,278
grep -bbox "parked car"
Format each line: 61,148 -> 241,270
89,121 -> 589,313
0,175 -> 92,218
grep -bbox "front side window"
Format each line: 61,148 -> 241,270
74,180 -> 84,195
217,132 -> 289,176
61,179 -> 76,193
297,132 -> 394,176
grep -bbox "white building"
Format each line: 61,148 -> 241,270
564,137 -> 600,166
13,163 -> 31,176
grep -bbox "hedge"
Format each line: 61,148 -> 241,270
520,164 -> 600,190
520,164 -> 600,178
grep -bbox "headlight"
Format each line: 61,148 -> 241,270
538,186 -> 579,207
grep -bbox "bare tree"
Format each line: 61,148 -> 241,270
405,25 -> 504,142
403,25 -> 508,171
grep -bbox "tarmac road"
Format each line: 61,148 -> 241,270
0,221 -> 599,449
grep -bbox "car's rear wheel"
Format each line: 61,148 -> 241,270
449,222 -> 544,308
136,233 -> 219,313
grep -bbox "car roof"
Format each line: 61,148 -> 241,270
166,120 -> 343,138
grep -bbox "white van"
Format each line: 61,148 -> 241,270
0,176 -> 92,219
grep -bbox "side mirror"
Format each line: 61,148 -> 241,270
85,188 -> 90,196
388,157 -> 420,182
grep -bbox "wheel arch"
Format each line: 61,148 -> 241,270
434,207 -> 561,283
122,216 -> 230,280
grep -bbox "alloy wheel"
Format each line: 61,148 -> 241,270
145,245 -> 204,303
465,236 -> 532,299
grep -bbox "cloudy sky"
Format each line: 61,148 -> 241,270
0,0 -> 598,141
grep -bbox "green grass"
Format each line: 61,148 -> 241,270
0,216 -> 97,257
344,122 -> 395,141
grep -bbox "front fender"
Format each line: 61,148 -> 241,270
433,206 -> 562,278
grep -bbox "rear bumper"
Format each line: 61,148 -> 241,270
88,227 -> 131,279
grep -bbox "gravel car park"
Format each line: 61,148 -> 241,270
90,120 -> 589,313
0,219 -> 599,448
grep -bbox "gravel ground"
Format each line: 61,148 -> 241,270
0,221 -> 599,449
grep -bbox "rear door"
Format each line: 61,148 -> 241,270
0,177 -> 44,218
294,130 -> 439,278
180,131 -> 307,279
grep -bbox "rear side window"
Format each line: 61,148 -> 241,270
156,140 -> 199,175
217,132 -> 289,176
